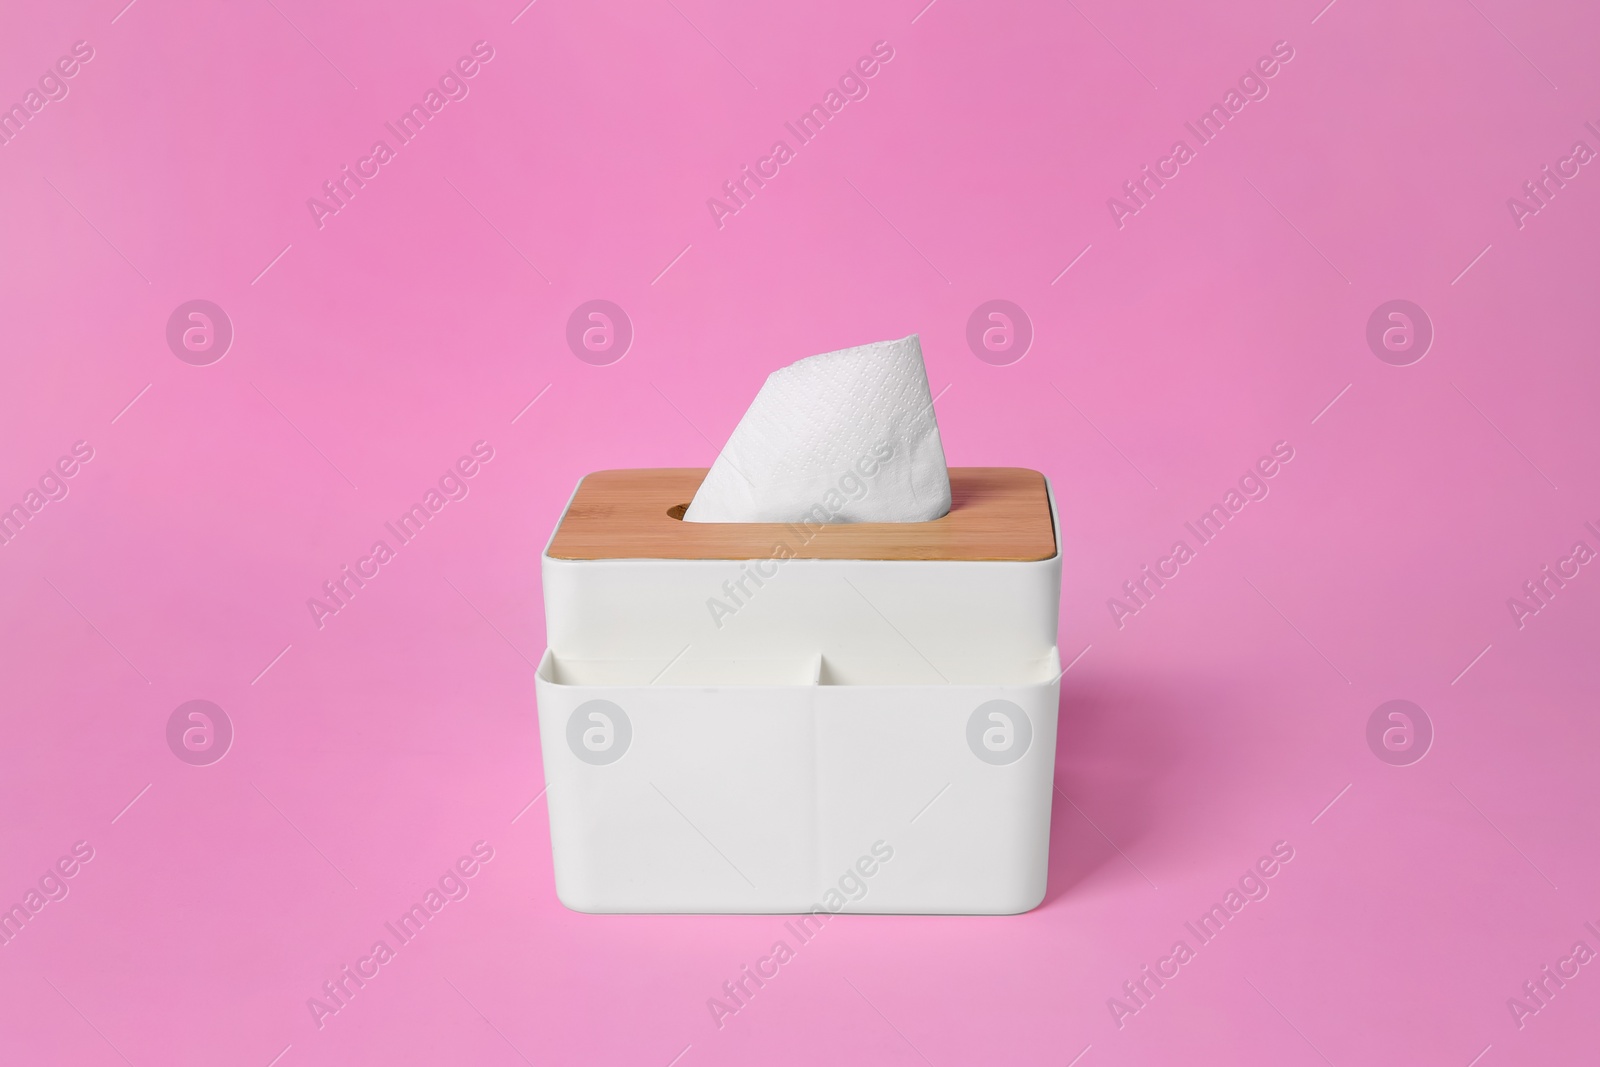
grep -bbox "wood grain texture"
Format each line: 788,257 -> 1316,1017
547,468 -> 1056,561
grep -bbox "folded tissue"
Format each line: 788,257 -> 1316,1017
683,334 -> 951,524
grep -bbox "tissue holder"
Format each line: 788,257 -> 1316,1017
537,468 -> 1062,914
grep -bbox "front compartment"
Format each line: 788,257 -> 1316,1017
535,650 -> 1060,914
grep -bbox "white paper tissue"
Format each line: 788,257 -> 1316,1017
684,334 -> 951,524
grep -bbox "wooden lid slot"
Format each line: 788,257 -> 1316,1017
547,467 -> 1057,562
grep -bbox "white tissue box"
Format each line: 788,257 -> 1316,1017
536,468 -> 1062,914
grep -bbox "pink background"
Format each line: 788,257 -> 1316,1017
2,0 -> 1598,1063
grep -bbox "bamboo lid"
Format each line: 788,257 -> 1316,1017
547,467 -> 1056,562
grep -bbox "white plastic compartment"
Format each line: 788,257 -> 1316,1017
535,472 -> 1063,914
535,650 -> 1060,914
